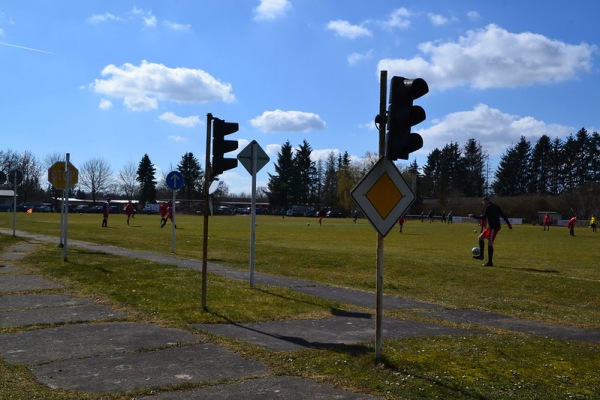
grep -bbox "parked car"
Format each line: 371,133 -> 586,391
73,205 -> 90,213
110,205 -> 121,214
16,203 -> 34,212
216,205 -> 232,214
35,203 -> 53,212
90,205 -> 104,213
303,208 -> 317,217
142,204 -> 160,214
326,210 -> 343,218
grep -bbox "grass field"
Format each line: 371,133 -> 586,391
3,211 -> 599,328
1,211 -> 599,399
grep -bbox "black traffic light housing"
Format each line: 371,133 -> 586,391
212,118 -> 239,179
386,76 -> 428,160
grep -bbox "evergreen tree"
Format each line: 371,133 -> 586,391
531,135 -> 552,194
267,141 -> 294,208
177,152 -> 203,200
574,128 -> 592,184
421,148 -> 442,198
136,154 -> 157,205
462,139 -> 486,197
322,152 -> 338,208
292,140 -> 316,205
336,151 -> 356,212
438,142 -> 466,203
562,134 -> 579,192
548,137 -> 564,194
492,136 -> 532,196
590,131 -> 600,182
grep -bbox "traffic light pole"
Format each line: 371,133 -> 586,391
201,113 -> 212,311
375,70 -> 387,362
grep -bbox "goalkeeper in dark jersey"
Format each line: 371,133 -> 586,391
469,196 -> 512,267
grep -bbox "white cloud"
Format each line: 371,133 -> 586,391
378,24 -> 596,90
164,21 -> 192,31
123,95 -> 157,111
143,15 -> 157,28
92,60 -> 235,111
87,13 -> 121,24
428,13 -> 449,26
254,0 -> 291,21
98,98 -> 113,110
384,8 -> 412,29
348,49 -> 374,65
467,11 -> 481,21
250,109 -> 325,132
310,148 -> 340,162
129,7 -> 157,28
326,20 -> 372,39
167,135 -> 188,142
420,103 -> 573,158
159,112 -> 200,128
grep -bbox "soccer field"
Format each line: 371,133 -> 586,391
2,211 -> 599,328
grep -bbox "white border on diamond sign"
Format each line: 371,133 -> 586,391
351,157 -> 415,237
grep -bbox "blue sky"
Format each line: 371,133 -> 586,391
1,0 -> 598,195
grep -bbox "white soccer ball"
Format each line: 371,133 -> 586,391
471,247 -> 481,257
307,223 -> 310,226
474,229 -> 477,233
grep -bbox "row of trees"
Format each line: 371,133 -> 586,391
2,127 -> 599,216
267,128 -> 600,215
0,150 -> 217,209
266,140 -> 376,212
419,128 -> 600,201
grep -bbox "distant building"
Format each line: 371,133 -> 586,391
0,189 -> 15,212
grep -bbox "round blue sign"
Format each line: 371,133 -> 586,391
166,171 -> 184,190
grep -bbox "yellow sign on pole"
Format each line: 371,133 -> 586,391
351,157 -> 415,237
48,161 -> 79,190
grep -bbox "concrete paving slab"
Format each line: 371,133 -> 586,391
32,343 -> 270,393
423,309 -> 600,343
0,322 -> 198,364
0,293 -> 87,311
139,376 -> 383,399
192,314 -> 475,351
4,242 -> 43,254
0,264 -> 26,274
294,285 -> 443,310
0,274 -> 63,293
0,252 -> 31,261
0,301 -> 127,327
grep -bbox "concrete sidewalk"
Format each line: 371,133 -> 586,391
1,230 -> 599,398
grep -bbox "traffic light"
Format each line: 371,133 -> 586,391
386,76 -> 428,160
211,117 -> 239,179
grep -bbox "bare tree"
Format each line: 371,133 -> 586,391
79,158 -> 113,203
118,161 -> 139,200
17,151 -> 43,203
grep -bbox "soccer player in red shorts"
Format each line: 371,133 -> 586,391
469,196 -> 512,267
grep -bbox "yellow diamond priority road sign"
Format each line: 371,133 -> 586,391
351,157 -> 415,237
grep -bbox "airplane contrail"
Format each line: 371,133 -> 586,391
0,41 -> 53,54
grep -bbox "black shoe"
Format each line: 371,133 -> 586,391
473,255 -> 484,260
482,262 -> 493,267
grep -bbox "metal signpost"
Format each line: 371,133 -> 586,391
166,170 -> 184,253
238,140 -> 270,287
8,169 -> 23,237
48,154 -> 78,261
351,70 -> 427,361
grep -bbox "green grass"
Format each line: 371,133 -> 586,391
3,212 -> 599,327
1,212 -> 600,399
